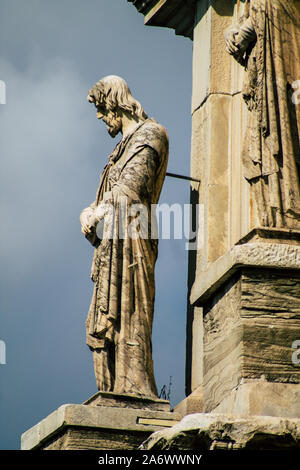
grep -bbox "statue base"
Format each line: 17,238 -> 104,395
188,228 -> 300,417
82,390 -> 171,411
21,393 -> 181,450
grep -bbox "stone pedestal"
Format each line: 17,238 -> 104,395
188,228 -> 300,417
21,393 -> 181,450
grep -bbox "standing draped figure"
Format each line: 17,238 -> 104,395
80,76 -> 168,397
225,0 -> 300,228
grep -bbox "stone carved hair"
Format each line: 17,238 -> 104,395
88,75 -> 148,120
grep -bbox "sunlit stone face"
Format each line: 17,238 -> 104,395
95,105 -> 122,138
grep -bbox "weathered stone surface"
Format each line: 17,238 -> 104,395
239,227 -> 300,246
192,1 -> 236,113
83,391 -> 170,412
201,266 -> 300,412
21,403 -> 181,450
191,237 -> 300,304
43,426 -> 150,451
140,413 -> 300,450
190,94 -> 231,272
212,379 -> 300,418
174,386 -> 203,419
189,307 -> 203,393
202,273 -> 242,411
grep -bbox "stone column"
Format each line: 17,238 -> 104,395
186,0 -> 249,400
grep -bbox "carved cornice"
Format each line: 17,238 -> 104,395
128,0 -> 196,39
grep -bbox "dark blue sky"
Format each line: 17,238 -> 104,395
0,0 -> 192,449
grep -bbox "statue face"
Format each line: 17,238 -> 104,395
96,104 -> 122,138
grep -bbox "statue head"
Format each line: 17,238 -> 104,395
87,75 -> 148,137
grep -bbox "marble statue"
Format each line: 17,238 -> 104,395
80,76 -> 168,397
225,0 -> 300,229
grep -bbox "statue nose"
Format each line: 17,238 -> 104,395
97,111 -> 104,119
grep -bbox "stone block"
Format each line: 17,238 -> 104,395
21,397 -> 181,450
83,391 -> 170,412
191,94 -> 231,271
189,230 -> 300,415
191,229 -> 300,304
140,412 -> 300,450
174,385 -> 203,418
192,0 -> 235,114
202,265 -> 300,412
212,379 -> 300,418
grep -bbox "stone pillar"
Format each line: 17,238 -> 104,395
186,0 -> 249,398
191,0 -> 250,272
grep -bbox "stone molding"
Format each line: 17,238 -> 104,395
127,0 -> 196,39
83,390 -> 170,412
191,231 -> 300,305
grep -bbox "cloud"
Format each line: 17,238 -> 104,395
0,56 -> 106,283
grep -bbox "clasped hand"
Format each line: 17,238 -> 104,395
80,204 -> 106,236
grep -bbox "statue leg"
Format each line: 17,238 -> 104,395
250,175 -> 284,227
92,341 -> 115,392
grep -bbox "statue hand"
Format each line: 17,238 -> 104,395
81,224 -> 92,236
224,25 -> 241,55
80,209 -> 94,236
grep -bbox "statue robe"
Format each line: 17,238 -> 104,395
82,118 -> 168,397
241,0 -> 300,228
